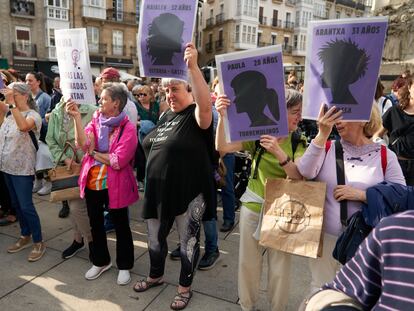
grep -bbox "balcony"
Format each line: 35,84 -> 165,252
282,45 -> 293,54
284,21 -> 295,29
215,39 -> 224,51
106,9 -> 138,24
271,19 -> 282,28
272,0 -> 283,3
206,17 -> 214,27
112,44 -> 125,56
216,13 -> 225,24
10,0 -> 35,18
286,0 -> 296,6
205,42 -> 213,53
12,42 -> 37,58
335,0 -> 365,10
259,16 -> 267,25
89,43 -> 107,55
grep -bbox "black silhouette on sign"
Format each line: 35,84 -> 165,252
318,39 -> 370,105
147,13 -> 184,65
231,71 -> 279,127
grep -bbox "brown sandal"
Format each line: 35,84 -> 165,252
170,291 -> 193,310
133,278 -> 164,292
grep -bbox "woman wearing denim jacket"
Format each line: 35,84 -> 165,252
67,82 -> 138,285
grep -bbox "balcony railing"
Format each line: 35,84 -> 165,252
272,0 -> 283,3
259,16 -> 267,25
282,45 -> 293,54
12,42 -> 37,58
205,42 -> 213,53
284,21 -> 294,29
112,44 -> 125,56
335,0 -> 365,10
215,39 -> 224,50
271,19 -> 282,28
216,13 -> 225,24
106,9 -> 138,24
10,0 -> 35,17
206,17 -> 214,27
89,43 -> 107,54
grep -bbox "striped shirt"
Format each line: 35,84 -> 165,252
86,165 -> 108,190
325,210 -> 414,310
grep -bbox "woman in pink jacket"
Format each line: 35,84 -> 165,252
67,82 -> 138,285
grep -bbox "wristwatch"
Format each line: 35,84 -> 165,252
8,104 -> 17,110
279,156 -> 291,167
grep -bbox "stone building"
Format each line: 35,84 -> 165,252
0,0 -> 48,74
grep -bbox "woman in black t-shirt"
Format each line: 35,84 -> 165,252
376,78 -> 414,185
132,43 -> 214,310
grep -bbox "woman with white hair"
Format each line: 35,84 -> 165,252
0,82 -> 46,262
132,43 -> 214,310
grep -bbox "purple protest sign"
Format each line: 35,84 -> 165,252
138,0 -> 197,81
0,75 -> 4,90
216,46 -> 288,143
303,17 -> 388,121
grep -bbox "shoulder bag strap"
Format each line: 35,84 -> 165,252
334,140 -> 347,226
29,130 -> 39,151
380,145 -> 387,176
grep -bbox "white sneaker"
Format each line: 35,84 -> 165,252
32,178 -> 43,193
117,270 -> 131,285
37,181 -> 52,196
85,262 -> 112,280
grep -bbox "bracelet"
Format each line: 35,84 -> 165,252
279,156 -> 291,167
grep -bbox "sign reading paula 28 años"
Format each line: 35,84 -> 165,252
303,17 -> 388,121
137,0 -> 197,81
216,45 -> 288,143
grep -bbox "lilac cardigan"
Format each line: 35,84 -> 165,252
78,111 -> 139,209
297,140 -> 406,236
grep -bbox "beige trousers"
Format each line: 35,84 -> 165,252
68,198 -> 92,243
238,206 -> 291,311
308,233 -> 341,294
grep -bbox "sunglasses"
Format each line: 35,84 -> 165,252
134,93 -> 147,97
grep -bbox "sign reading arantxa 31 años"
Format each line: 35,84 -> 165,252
55,28 -> 95,105
138,0 -> 197,81
216,46 -> 288,143
303,17 -> 388,121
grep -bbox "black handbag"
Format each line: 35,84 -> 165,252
331,140 -> 373,265
332,211 -> 372,265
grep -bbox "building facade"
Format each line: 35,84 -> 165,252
199,0 -> 303,67
72,0 -> 140,76
0,0 -> 48,74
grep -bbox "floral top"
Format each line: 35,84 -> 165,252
0,110 -> 42,176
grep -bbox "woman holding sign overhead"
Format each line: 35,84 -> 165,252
216,88 -> 306,311
133,43 -> 214,311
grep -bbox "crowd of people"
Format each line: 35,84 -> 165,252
0,44 -> 413,310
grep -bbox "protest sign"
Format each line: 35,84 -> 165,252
0,75 -> 4,89
55,28 -> 95,105
216,45 -> 288,143
137,0 -> 197,81
303,17 -> 388,121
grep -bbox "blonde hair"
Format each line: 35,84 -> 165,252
137,85 -> 155,102
363,102 -> 381,138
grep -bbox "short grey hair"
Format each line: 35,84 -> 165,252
8,82 -> 38,111
285,88 -> 302,109
161,78 -> 189,89
102,82 -> 128,112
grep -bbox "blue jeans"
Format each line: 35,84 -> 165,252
203,219 -> 218,254
3,173 -> 43,242
221,153 -> 236,224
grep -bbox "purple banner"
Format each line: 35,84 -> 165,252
303,17 -> 388,121
216,46 -> 288,142
138,0 -> 197,80
0,75 -> 4,89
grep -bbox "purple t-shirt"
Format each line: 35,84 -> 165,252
297,140 -> 406,236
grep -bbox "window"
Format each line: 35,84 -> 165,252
49,28 -> 55,47
247,26 -> 251,43
15,27 -> 31,55
90,0 -> 103,7
257,32 -> 261,45
235,25 -> 240,42
220,3 -> 224,13
113,0 -> 123,20
112,30 -> 123,55
293,35 -> 298,49
336,11 -> 341,19
87,27 -> 100,53
242,25 -> 246,43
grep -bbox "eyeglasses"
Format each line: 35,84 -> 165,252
136,93 -> 147,97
